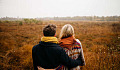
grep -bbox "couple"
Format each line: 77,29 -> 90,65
32,24 -> 85,70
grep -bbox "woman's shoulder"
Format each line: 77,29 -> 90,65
75,39 -> 80,43
75,39 -> 82,47
75,39 -> 81,44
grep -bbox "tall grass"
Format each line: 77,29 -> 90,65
0,21 -> 120,70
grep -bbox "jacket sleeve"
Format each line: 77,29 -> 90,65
32,46 -> 38,70
59,48 -> 82,68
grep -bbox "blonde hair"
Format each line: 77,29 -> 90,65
59,24 -> 74,39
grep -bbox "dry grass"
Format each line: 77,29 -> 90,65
0,21 -> 120,70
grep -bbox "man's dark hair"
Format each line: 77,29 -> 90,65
43,24 -> 56,36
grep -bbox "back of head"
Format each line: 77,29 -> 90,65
59,24 -> 74,39
43,24 -> 56,36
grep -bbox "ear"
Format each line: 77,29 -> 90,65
54,33 -> 56,37
42,32 -> 44,36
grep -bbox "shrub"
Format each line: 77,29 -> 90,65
19,21 -> 23,25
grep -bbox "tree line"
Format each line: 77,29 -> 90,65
38,16 -> 120,21
0,16 -> 120,21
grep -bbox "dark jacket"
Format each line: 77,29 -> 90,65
32,41 -> 82,70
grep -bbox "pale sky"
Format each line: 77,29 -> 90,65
0,0 -> 120,18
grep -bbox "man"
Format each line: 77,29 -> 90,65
32,24 -> 83,70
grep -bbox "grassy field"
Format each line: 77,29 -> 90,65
0,20 -> 120,70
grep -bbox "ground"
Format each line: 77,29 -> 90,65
0,20 -> 120,70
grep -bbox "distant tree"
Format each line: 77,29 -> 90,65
35,20 -> 39,24
101,16 -> 105,21
5,20 -> 9,23
31,19 -> 36,23
24,19 -> 29,24
39,20 -> 43,24
19,21 -> 23,25
0,20 -> 2,24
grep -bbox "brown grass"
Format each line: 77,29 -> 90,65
0,21 -> 120,70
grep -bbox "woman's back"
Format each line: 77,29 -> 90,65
57,24 -> 85,70
57,36 -> 85,70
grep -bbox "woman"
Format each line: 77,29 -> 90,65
56,24 -> 85,70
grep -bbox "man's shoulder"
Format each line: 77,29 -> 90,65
32,41 -> 62,50
32,42 -> 64,56
32,44 -> 39,52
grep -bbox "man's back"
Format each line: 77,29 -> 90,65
32,41 -> 63,69
32,41 -> 82,70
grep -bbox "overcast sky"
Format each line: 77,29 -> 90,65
0,0 -> 120,18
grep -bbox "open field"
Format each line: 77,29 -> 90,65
0,20 -> 120,70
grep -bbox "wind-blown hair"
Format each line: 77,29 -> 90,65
59,24 -> 74,39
